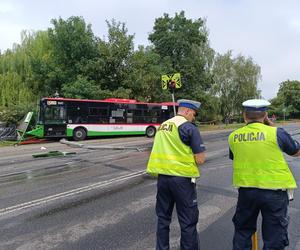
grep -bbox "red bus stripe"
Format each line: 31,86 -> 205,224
44,97 -> 177,106
67,123 -> 161,126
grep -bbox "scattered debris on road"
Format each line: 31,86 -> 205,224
32,150 -> 76,158
60,138 -> 152,152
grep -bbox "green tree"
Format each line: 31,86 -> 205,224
232,54 -> 261,111
212,51 -> 260,122
0,71 -> 36,124
125,45 -> 172,102
148,11 -> 215,114
270,80 -> 300,119
0,31 -> 41,119
62,75 -> 100,99
48,16 -> 99,92
149,11 -> 208,70
97,19 -> 134,94
23,30 -> 55,96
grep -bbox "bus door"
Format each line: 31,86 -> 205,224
43,101 -> 67,137
108,104 -> 126,132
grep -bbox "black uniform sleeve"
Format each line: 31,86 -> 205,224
277,128 -> 300,156
178,122 -> 206,154
229,148 -> 234,160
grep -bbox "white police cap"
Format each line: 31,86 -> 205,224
242,99 -> 271,111
177,99 -> 201,110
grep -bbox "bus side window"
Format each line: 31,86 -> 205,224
111,109 -> 125,124
133,110 -> 143,123
88,107 -> 109,124
127,112 -> 133,124
143,109 -> 159,123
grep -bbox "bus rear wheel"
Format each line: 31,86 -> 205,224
146,126 -> 156,138
73,127 -> 87,141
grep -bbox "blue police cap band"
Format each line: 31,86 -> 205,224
244,107 -> 268,111
179,103 -> 198,110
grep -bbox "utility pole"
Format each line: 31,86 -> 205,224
171,87 -> 176,115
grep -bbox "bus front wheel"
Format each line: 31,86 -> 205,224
146,126 -> 156,138
73,127 -> 87,141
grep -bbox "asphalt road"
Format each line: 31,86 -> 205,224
0,124 -> 299,250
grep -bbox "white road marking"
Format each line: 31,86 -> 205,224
206,148 -> 228,158
5,182 -> 236,249
198,194 -> 236,231
0,150 -> 132,178
0,170 -> 145,216
129,190 -> 237,250
203,164 -> 231,172
0,146 -> 230,216
295,239 -> 300,250
14,192 -> 157,250
169,193 -> 236,248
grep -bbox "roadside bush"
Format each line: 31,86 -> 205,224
0,104 -> 36,125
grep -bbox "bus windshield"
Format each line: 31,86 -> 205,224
43,105 -> 66,124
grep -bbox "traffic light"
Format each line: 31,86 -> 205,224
168,80 -> 176,90
161,73 -> 182,90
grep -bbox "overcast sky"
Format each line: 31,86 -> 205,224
1,0 -> 300,100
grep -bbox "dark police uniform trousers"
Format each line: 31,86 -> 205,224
233,187 -> 289,250
156,174 -> 199,250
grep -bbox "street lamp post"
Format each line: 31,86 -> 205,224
283,108 -> 286,121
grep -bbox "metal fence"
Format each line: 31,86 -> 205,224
0,125 -> 17,141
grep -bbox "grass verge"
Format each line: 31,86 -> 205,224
199,123 -> 244,131
0,140 -> 17,147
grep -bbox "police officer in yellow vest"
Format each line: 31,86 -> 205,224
147,99 -> 206,250
228,99 -> 300,250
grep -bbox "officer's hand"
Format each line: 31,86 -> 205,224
194,152 -> 205,165
292,141 -> 300,157
263,116 -> 274,126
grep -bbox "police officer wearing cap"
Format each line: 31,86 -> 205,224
147,99 -> 206,250
228,99 -> 300,250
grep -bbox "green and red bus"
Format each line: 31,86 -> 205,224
26,97 -> 177,140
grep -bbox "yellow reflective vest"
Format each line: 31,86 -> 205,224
228,122 -> 297,189
147,116 -> 199,177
